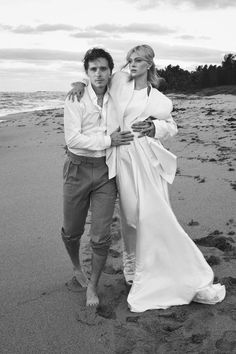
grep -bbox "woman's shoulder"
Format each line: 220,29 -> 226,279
150,87 -> 173,111
151,87 -> 172,103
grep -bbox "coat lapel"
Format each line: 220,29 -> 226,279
118,78 -> 134,128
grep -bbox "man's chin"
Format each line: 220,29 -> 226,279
91,84 -> 106,92
94,84 -> 106,89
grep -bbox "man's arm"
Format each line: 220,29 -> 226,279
64,99 -> 134,150
64,99 -> 111,151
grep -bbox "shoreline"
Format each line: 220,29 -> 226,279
1,84 -> 236,121
0,107 -> 63,121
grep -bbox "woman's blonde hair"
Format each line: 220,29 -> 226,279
123,44 -> 161,88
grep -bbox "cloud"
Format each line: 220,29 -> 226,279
176,35 -> 196,40
0,24 -> 11,30
0,63 -> 82,76
0,48 -> 84,61
1,22 -> 175,37
93,23 -> 175,35
0,23 -> 77,34
176,34 -> 210,40
71,31 -> 112,39
0,41 -> 231,91
0,40 -> 229,71
93,38 -> 226,64
71,23 -> 175,40
123,0 -> 236,10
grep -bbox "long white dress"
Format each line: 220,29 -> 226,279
116,88 -> 225,313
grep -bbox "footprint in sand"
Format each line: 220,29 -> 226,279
158,309 -> 188,323
194,233 -> 235,253
194,175 -> 206,183
205,255 -> 221,266
221,276 -> 236,295
190,333 -> 208,344
75,307 -> 103,326
126,316 -> 140,323
96,304 -> 116,320
188,219 -> 199,226
215,330 -> 236,351
230,181 -> 236,190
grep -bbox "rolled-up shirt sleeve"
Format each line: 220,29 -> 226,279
153,114 -> 178,140
64,99 -> 111,151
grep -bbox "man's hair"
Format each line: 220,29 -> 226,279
83,48 -> 114,72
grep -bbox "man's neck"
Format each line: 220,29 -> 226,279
91,85 -> 107,96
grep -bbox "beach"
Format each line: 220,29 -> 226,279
0,91 -> 236,353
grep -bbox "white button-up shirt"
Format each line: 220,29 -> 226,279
64,83 -> 111,157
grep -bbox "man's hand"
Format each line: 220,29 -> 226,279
67,82 -> 85,102
131,117 -> 156,138
110,128 -> 134,146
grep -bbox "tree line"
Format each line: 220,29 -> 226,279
157,53 -> 236,92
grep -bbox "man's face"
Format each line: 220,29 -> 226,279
86,58 -> 111,91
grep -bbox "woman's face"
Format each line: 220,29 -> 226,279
128,53 -> 149,79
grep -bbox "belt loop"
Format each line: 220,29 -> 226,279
66,150 -> 106,165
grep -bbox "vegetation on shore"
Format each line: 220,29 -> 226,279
157,53 -> 236,94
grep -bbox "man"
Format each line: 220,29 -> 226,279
67,55 -> 176,288
62,48 -> 134,306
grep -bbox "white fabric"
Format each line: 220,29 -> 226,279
64,83 -> 112,157
73,73 -> 226,311
106,71 -> 178,181
114,72 -> 225,312
75,72 -> 178,179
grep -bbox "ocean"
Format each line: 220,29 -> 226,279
0,91 -> 66,118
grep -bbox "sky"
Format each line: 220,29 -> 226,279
0,0 -> 235,91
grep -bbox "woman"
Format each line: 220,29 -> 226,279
70,45 -> 225,312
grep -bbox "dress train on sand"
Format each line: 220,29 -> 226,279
117,137 -> 225,313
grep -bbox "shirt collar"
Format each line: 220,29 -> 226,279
87,82 -> 110,106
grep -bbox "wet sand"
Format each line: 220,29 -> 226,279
0,91 -> 235,353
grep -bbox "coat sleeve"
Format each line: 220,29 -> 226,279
148,90 -> 177,140
153,114 -> 178,140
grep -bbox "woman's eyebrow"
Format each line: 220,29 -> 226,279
131,57 -> 146,61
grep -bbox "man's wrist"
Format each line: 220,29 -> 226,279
72,77 -> 88,87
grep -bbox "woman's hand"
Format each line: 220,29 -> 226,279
67,82 -> 85,102
131,117 -> 155,138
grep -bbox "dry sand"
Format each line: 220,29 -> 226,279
0,92 -> 235,353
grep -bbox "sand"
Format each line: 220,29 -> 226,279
0,92 -> 235,353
